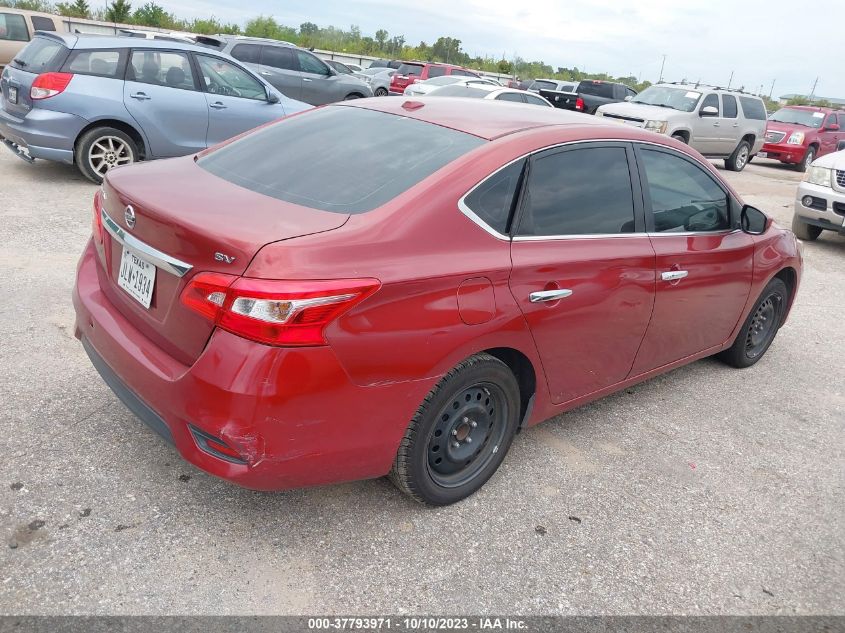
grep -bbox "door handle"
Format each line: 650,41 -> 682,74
260,71 -> 272,76
529,289 -> 573,303
713,122 -> 720,127
129,92 -> 151,100
303,78 -> 312,82
209,102 -> 227,109
661,270 -> 689,282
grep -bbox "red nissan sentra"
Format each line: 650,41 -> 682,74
73,98 -> 802,505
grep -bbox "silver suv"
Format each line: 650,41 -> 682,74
597,83 -> 766,171
200,35 -> 372,105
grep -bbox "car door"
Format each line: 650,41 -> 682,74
123,49 -> 209,158
819,113 -> 840,156
720,93 -> 742,152
294,49 -> 334,104
691,92 -> 725,156
257,44 -> 302,101
194,53 -> 285,146
508,142 -> 656,404
629,144 -> 754,375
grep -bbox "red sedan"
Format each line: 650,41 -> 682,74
73,98 -> 802,505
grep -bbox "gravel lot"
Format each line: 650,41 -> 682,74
0,147 -> 842,616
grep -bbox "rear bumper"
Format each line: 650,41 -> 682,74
759,142 -> 807,164
72,240 -> 429,491
0,106 -> 84,164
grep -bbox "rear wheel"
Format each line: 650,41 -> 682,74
725,140 -> 751,172
389,353 -> 521,505
76,127 -> 137,184
374,87 -> 388,97
718,278 -> 788,368
791,214 -> 822,241
796,146 -> 816,172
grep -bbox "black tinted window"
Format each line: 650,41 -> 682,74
701,93 -> 720,114
11,37 -> 66,71
838,114 -> 845,128
0,12 -> 28,41
427,65 -> 446,78
640,149 -> 729,232
518,147 -> 635,236
722,94 -> 738,118
397,63 -> 423,76
496,92 -> 523,103
261,45 -> 296,71
296,50 -> 328,75
578,81 -> 614,98
739,96 -> 767,120
464,159 -> 524,234
231,43 -> 261,64
198,107 -> 485,213
31,16 -> 56,31
524,94 -> 549,107
64,49 -> 122,77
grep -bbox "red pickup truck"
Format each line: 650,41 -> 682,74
389,62 -> 480,95
759,106 -> 845,171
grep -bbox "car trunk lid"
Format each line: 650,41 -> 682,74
97,157 -> 350,365
1,35 -> 69,119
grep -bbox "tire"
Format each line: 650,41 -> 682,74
724,140 -> 751,172
343,93 -> 364,100
795,146 -> 815,172
791,214 -> 822,241
718,278 -> 788,369
389,353 -> 521,506
837,140 -> 845,152
374,87 -> 388,97
671,133 -> 688,144
75,127 -> 138,184
747,154 -> 755,164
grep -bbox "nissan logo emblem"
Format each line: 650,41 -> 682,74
124,205 -> 136,229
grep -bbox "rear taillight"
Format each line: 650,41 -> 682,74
30,72 -> 73,100
575,97 -> 585,111
92,190 -> 104,243
181,274 -> 380,347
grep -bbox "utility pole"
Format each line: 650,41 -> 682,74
727,70 -> 734,89
768,79 -> 776,100
808,77 -> 818,101
658,54 -> 666,83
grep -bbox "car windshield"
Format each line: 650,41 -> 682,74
768,108 -> 825,128
397,63 -> 423,76
198,106 -> 485,214
631,86 -> 702,112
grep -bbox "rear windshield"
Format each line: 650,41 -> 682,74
430,85 -> 489,98
198,106 -> 485,213
578,81 -> 614,98
397,63 -> 423,76
529,80 -> 555,91
10,36 -> 67,72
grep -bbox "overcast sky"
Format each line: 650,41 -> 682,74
159,0 -> 842,98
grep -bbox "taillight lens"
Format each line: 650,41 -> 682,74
30,72 -> 73,100
181,274 -> 380,347
92,190 -> 104,243
575,97 -> 585,111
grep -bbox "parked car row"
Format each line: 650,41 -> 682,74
540,79 -> 637,114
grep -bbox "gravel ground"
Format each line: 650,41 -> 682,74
0,148 -> 842,616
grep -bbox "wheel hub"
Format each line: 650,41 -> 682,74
746,296 -> 777,354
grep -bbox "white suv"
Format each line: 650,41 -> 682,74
792,149 -> 845,240
596,83 -> 767,171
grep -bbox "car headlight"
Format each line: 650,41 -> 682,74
787,132 -> 805,145
805,165 -> 832,187
644,120 -> 668,134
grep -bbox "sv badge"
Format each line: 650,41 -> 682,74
214,252 -> 236,264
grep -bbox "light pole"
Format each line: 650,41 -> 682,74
658,54 -> 666,83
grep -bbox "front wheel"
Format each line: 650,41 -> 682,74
389,353 -> 521,505
725,140 -> 751,172
75,127 -> 138,184
791,214 -> 822,241
374,87 -> 388,97
796,146 -> 815,172
718,278 -> 788,368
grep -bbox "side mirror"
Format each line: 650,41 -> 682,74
267,91 -> 280,104
700,105 -> 719,117
826,123 -> 840,132
740,204 -> 768,235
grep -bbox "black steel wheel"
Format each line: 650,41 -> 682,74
718,278 -> 788,368
390,353 -> 521,505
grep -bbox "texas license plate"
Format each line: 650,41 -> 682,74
8,87 -> 17,104
118,246 -> 156,308
757,152 -> 767,158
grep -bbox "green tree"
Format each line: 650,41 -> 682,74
787,95 -> 810,106
104,0 -> 131,23
245,15 -> 281,39
6,0 -> 55,10
299,21 -> 318,36
497,59 -> 512,74
374,28 -> 387,49
132,2 -> 170,27
56,0 -> 91,18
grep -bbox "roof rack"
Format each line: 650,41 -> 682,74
663,80 -> 760,97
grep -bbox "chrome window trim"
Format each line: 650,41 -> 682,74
101,209 -> 193,277
513,233 -> 648,242
459,138 -> 727,241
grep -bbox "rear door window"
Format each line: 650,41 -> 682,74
198,106 -> 485,213
524,94 -> 549,107
496,92 -> 524,103
63,49 -> 124,77
31,16 -> 56,31
397,63 -> 423,76
463,159 -> 525,234
261,45 -> 297,71
0,12 -> 28,41
517,146 -> 637,236
129,50 -> 196,90
427,65 -> 447,78
230,43 -> 261,65
722,94 -> 738,118
9,37 -> 66,72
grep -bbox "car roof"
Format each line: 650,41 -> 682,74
342,96 -> 605,140
34,31 -> 212,53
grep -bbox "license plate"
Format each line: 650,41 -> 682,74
8,87 -> 17,104
757,152 -> 767,158
118,246 -> 156,308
